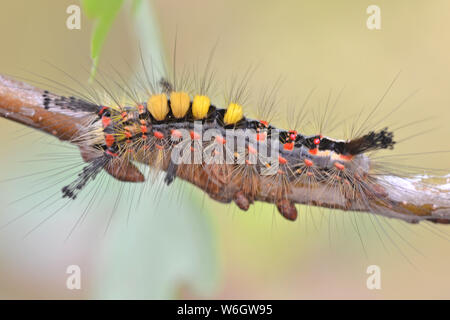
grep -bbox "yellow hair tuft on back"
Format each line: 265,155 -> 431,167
147,94 -> 169,121
224,103 -> 243,125
170,91 -> 190,118
192,95 -> 211,119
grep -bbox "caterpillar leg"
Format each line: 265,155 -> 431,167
276,199 -> 298,221
233,191 -> 252,211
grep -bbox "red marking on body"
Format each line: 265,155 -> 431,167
283,142 -> 294,151
215,135 -> 226,145
278,155 -> 287,165
248,145 -> 257,154
155,144 -> 164,150
257,133 -> 266,142
313,138 -> 320,145
304,159 -> 313,167
105,134 -> 115,147
102,116 -> 111,128
138,105 -> 145,114
121,111 -> 128,119
106,150 -> 118,157
140,125 -> 148,133
256,132 -> 266,142
124,128 -> 132,139
171,129 -> 183,139
141,134 -> 147,140
309,148 -> 318,155
334,162 -> 345,171
306,172 -> 313,176
339,154 -> 354,161
260,120 -> 269,127
98,106 -> 108,116
153,131 -> 164,139
289,130 -> 297,141
190,131 -> 200,140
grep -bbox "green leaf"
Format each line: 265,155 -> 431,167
81,0 -> 124,81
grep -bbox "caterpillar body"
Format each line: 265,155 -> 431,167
0,74 -> 449,224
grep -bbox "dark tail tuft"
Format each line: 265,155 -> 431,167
345,128 -> 395,155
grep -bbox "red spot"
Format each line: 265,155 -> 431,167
313,138 -> 321,145
334,162 -> 345,171
141,135 -> 147,140
304,159 -> 313,167
339,154 -> 353,161
121,111 -> 128,119
289,130 -> 297,141
307,172 -> 313,177
140,125 -> 148,133
138,105 -> 145,114
106,150 -> 118,157
102,116 -> 111,128
124,127 -> 132,139
248,145 -> 257,154
256,133 -> 266,142
190,131 -> 200,140
171,129 -> 183,139
105,134 -> 115,147
190,146 -> 195,152
260,120 -> 269,127
153,131 -> 164,139
283,142 -> 294,151
309,148 -> 318,155
155,144 -> 164,150
98,106 -> 108,116
278,155 -> 287,165
215,135 -> 226,145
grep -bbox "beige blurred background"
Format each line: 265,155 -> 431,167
0,0 -> 450,299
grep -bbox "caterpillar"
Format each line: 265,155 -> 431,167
0,68 -> 449,226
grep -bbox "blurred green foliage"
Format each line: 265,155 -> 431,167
81,0 -> 124,80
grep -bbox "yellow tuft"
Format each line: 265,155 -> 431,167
170,91 -> 190,118
192,95 -> 211,119
224,103 -> 243,125
147,94 -> 169,121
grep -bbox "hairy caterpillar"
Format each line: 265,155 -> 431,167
0,62 -> 449,227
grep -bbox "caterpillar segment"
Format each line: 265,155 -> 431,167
1,75 -> 449,223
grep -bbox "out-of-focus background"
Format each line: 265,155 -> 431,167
0,0 -> 449,299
